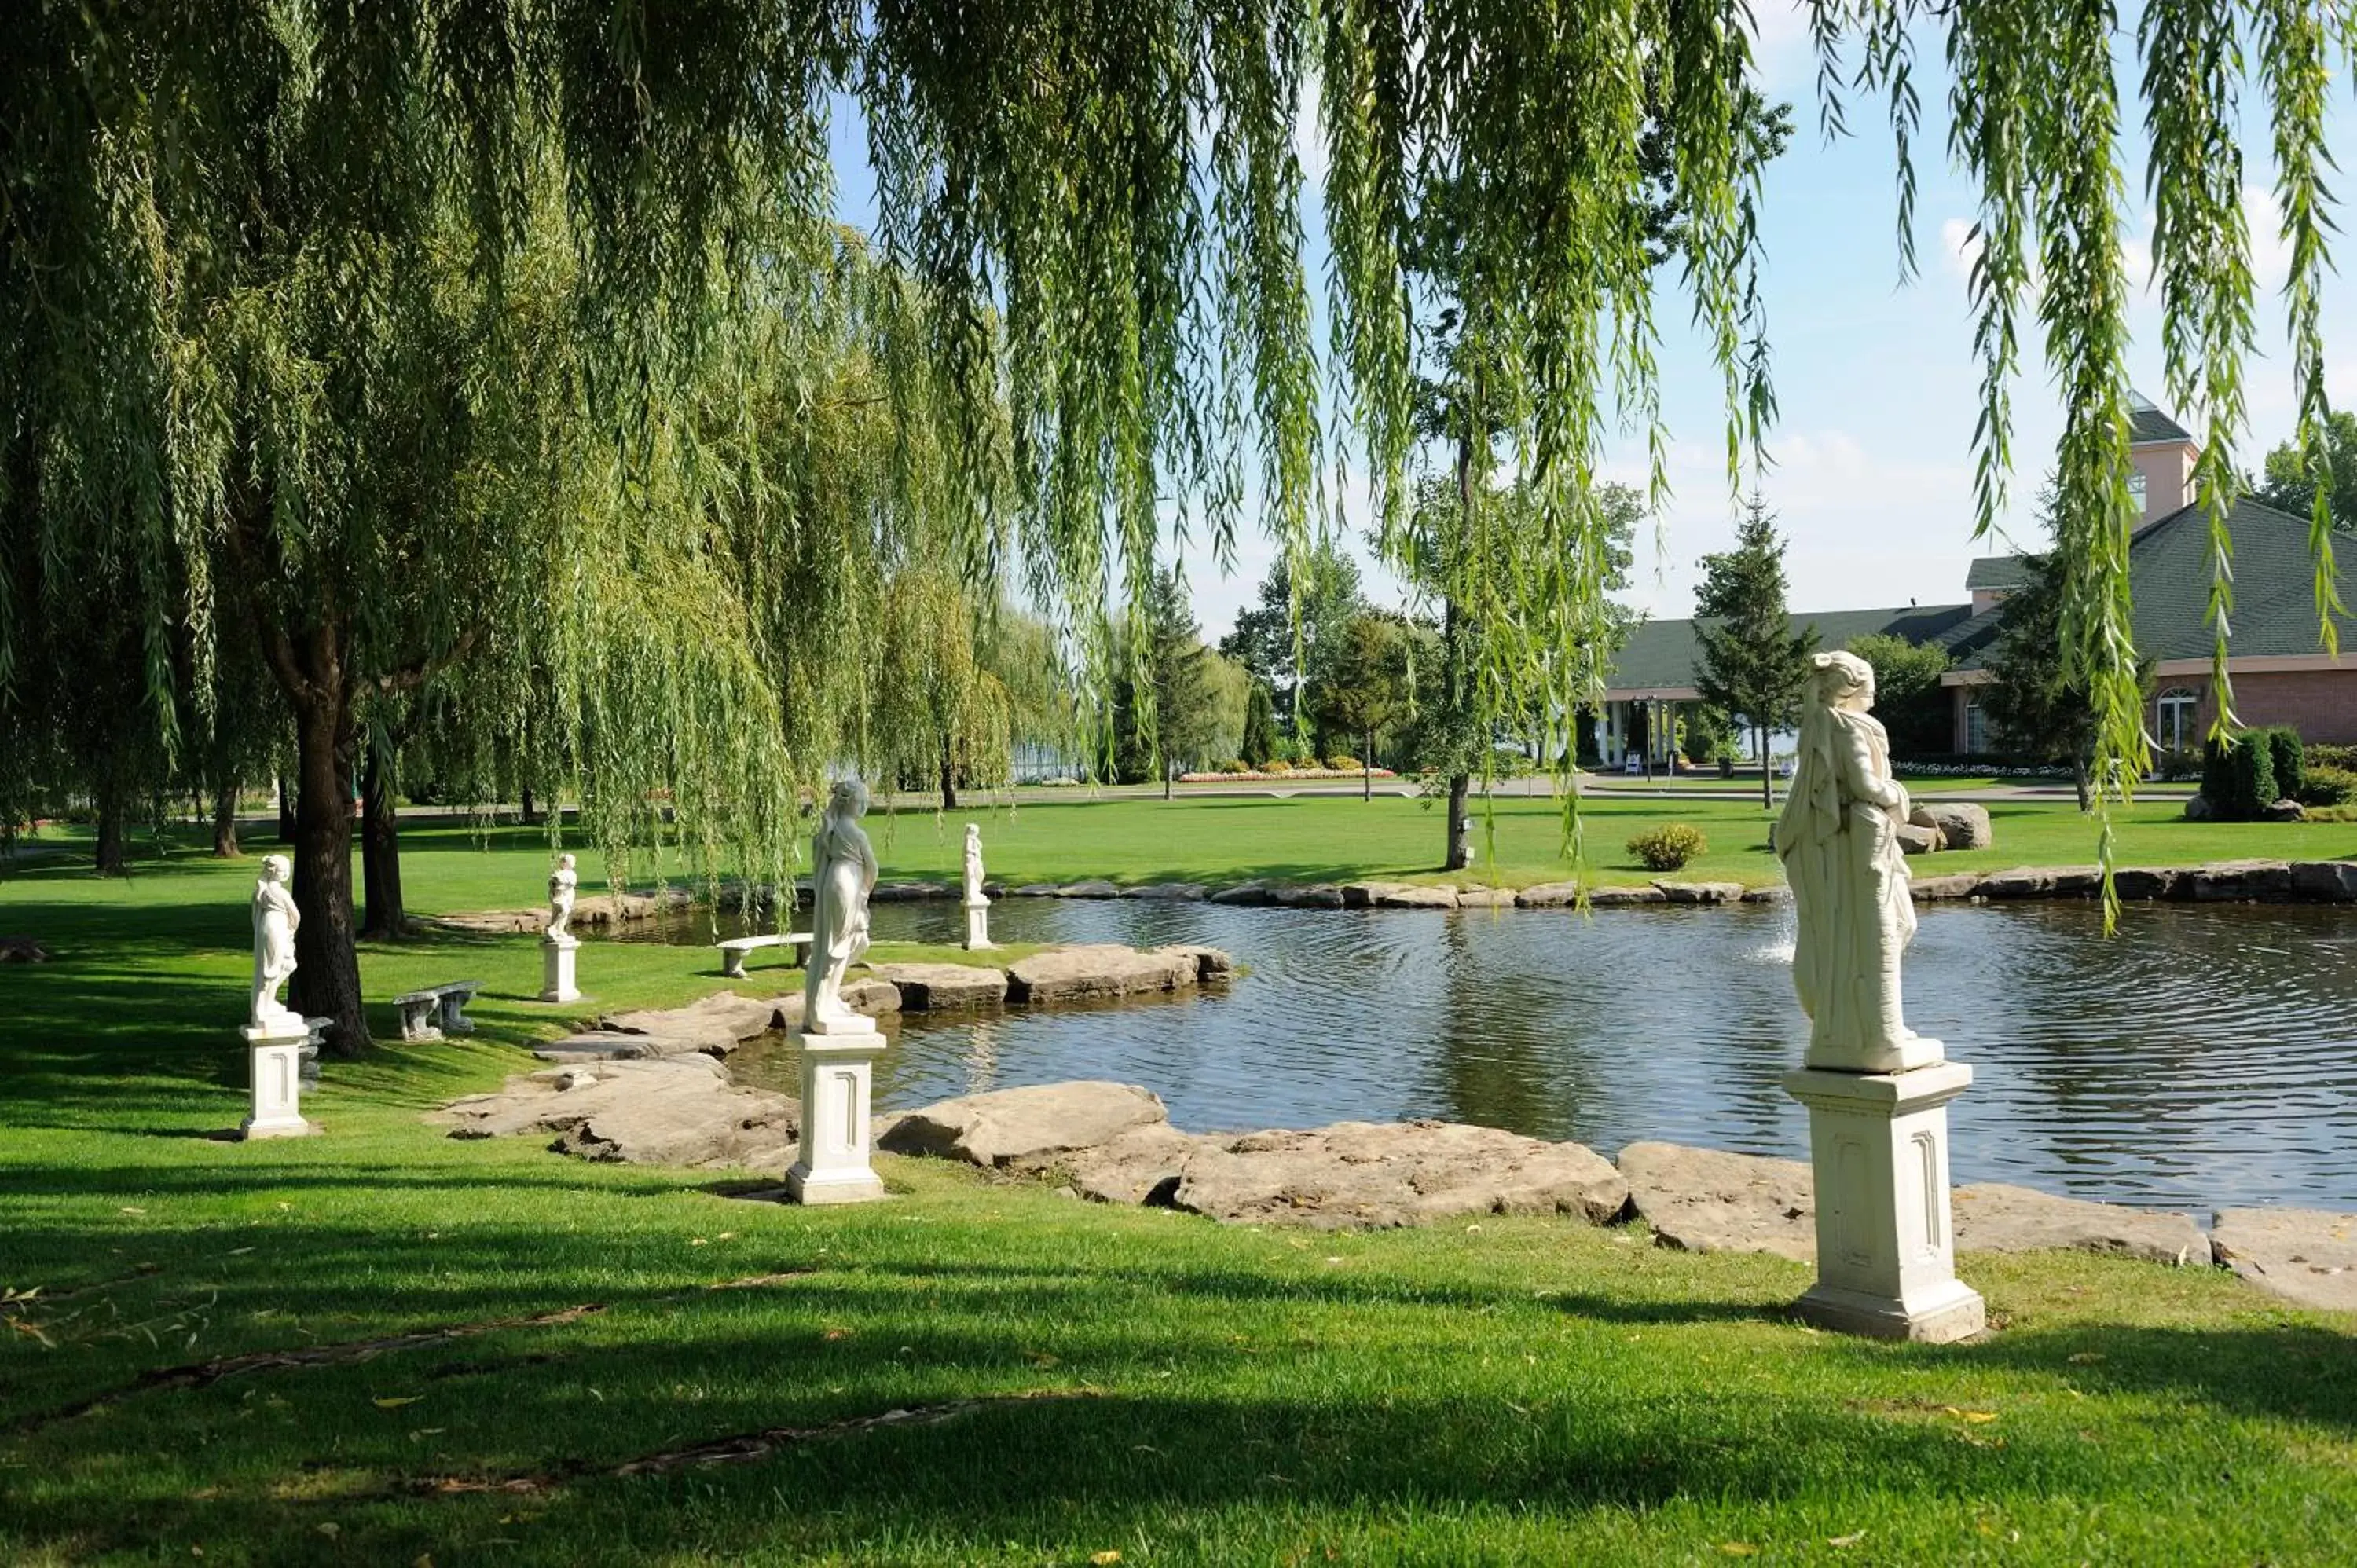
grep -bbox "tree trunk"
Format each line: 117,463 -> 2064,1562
285,670 -> 368,1056
276,776 -> 297,841
93,788 -> 127,877
2071,753 -> 2093,813
519,785 -> 539,826
1445,430 -> 1473,871
1758,723 -> 1774,811
1163,758 -> 1174,800
940,738 -> 959,811
211,782 -> 241,858
1363,727 -> 1373,800
360,743 -> 405,940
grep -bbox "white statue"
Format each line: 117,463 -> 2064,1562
1772,650 -> 1923,1068
249,854 -> 302,1030
962,823 -> 986,905
803,779 -> 878,1031
547,853 -> 578,941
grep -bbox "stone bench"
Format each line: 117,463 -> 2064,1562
717,932 -> 812,979
392,980 -> 487,1042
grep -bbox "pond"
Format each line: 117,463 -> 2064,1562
630,897 -> 2357,1214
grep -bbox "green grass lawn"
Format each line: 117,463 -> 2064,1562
6,819 -> 2357,1563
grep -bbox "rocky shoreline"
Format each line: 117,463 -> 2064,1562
427,856 -> 2357,933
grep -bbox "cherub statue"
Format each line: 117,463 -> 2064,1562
547,852 -> 578,941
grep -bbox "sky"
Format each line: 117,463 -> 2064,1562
827,5 -> 2357,644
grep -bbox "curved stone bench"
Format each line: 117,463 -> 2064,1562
716,932 -> 812,979
392,980 -> 486,1042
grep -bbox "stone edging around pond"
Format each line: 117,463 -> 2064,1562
431,1072 -> 2357,1314
423,856 -> 2357,932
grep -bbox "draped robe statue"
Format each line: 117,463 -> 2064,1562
803,780 -> 878,1031
1772,651 -> 1929,1071
249,855 -> 302,1030
962,824 -> 986,905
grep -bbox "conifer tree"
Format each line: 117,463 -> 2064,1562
1694,497 -> 1816,809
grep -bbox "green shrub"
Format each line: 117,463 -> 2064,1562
1223,760 -> 1251,775
2201,733 -> 2278,820
2307,742 -> 2357,772
2300,764 -> 2357,808
1325,755 -> 1362,771
2264,726 -> 2306,802
1626,822 -> 1707,871
1263,759 -> 1292,775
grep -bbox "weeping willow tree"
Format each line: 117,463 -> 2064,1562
4,0 -> 2349,1045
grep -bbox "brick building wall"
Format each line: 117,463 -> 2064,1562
2147,669 -> 2357,749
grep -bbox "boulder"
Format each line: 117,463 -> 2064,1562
1067,1123 -> 1217,1204
1908,801 -> 1995,851
872,881 -> 952,902
1054,880 -> 1123,899
603,990 -> 779,1046
534,1030 -> 717,1064
1162,944 -> 1237,982
1893,822 -> 1943,855
1587,885 -> 1667,906
2211,1208 -> 2357,1311
433,1056 -> 797,1169
1166,1120 -> 1629,1229
1376,885 -> 1461,909
1618,1141 -> 1815,1262
0,936 -> 49,963
1974,865 -> 2102,899
1125,883 -> 1209,901
1454,886 -> 1516,908
1013,883 -> 1061,897
2185,859 -> 2295,901
1005,943 -> 1199,1003
1514,882 -> 1582,908
1653,881 -> 1746,904
1739,885 -> 1792,904
2183,793 -> 2216,821
1908,873 -> 1980,902
1950,1184 -> 2205,1266
868,962 -> 1008,1010
2110,866 -> 2187,901
1272,883 -> 1347,909
2292,861 -> 2357,901
2261,798 -> 2308,823
1208,881 -> 1279,906
765,977 -> 900,1033
878,1081 -> 1169,1170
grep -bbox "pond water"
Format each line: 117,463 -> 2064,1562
626,897 -> 2357,1214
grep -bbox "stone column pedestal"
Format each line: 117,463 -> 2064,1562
540,935 -> 580,1003
240,1021 -> 317,1140
962,896 -> 993,951
786,1024 -> 889,1205
1782,1056 -> 1984,1343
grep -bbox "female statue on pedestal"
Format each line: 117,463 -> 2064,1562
1772,650 -> 1930,1071
962,823 -> 985,905
249,854 -> 302,1030
803,779 -> 878,1031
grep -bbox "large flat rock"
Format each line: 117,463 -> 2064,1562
1067,1123 -> 1219,1204
603,990 -> 780,1045
1167,1121 -> 1629,1229
869,962 -> 1008,1010
1621,1141 -> 2210,1267
433,1057 -> 797,1169
1951,1183 -> 2205,1266
1618,1141 -> 1816,1262
2293,861 -> 2357,900
1005,944 -> 1200,1003
878,1081 -> 1171,1169
1654,881 -> 1746,904
2212,1208 -> 2357,1311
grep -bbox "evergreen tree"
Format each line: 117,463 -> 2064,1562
1241,680 -> 1277,769
1693,497 -> 1816,809
1981,551 -> 2099,811
1116,569 -> 1222,798
1310,612 -> 1414,799
2253,410 -> 2357,534
1843,633 -> 1952,760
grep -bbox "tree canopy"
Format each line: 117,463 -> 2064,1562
5,0 -> 2350,968
1695,497 -> 1816,808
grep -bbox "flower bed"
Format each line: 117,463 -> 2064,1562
1180,766 -> 1400,782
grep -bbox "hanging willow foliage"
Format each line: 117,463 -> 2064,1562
2,0 -> 2350,1028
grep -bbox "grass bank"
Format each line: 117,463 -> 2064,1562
5,826 -> 2357,1563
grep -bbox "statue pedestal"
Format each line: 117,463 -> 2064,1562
540,936 -> 580,1003
240,1020 -> 317,1140
1782,1057 -> 1984,1343
786,1024 -> 889,1205
961,896 -> 993,951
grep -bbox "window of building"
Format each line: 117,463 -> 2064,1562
2157,688 -> 2198,753
2129,471 -> 2149,514
1963,697 -> 1987,756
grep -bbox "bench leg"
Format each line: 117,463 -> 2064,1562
438,993 -> 476,1035
721,951 -> 746,979
400,1006 -> 442,1043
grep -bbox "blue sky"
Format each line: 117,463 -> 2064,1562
830,4 -> 2357,643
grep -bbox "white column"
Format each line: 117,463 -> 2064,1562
241,1021 -> 317,1139
541,935 -> 580,1003
1782,1059 -> 1984,1343
786,1024 -> 889,1205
